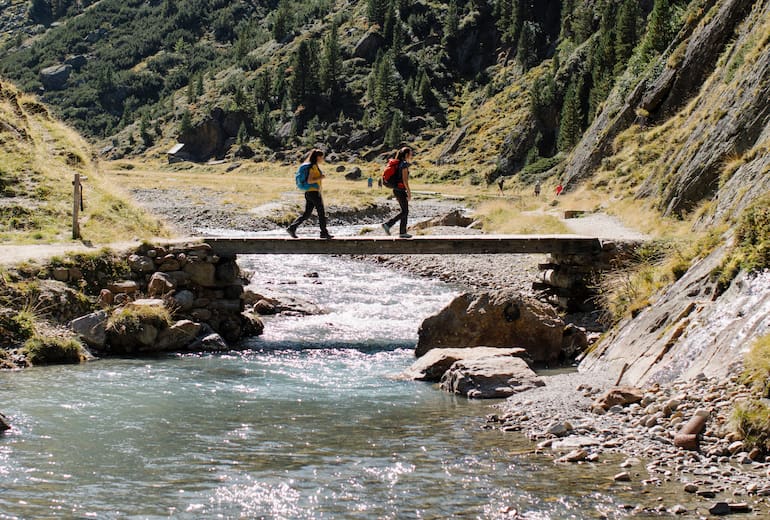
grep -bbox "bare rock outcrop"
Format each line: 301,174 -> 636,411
416,290 -> 584,363
582,245 -> 770,386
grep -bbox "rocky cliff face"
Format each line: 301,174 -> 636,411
582,246 -> 770,386
566,0 -> 769,223
571,0 -> 770,384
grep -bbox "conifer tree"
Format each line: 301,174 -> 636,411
273,0 -> 292,41
140,114 -> 153,147
614,0 -> 639,72
557,77 -> 583,152
320,23 -> 343,96
256,104 -> 274,140
186,77 -> 195,104
289,40 -> 320,106
237,121 -> 248,145
516,21 -> 541,70
643,0 -> 672,55
179,109 -> 193,135
385,110 -> 403,148
371,52 -> 399,126
195,73 -> 204,98
367,0 -> 388,27
443,0 -> 460,47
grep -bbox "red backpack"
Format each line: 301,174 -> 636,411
382,159 -> 402,188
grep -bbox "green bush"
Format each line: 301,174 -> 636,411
732,400 -> 770,453
22,336 -> 85,365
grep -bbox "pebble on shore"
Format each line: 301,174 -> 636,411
488,372 -> 770,515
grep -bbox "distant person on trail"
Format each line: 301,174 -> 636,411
287,149 -> 333,239
367,175 -> 373,188
555,183 -> 564,197
381,146 -> 414,239
497,178 -> 505,194
534,180 -> 541,197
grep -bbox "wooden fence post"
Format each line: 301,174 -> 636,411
72,173 -> 81,239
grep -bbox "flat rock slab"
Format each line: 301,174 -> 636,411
402,346 -> 529,382
439,356 -> 545,399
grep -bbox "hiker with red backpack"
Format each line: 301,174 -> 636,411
381,146 -> 414,239
287,149 -> 333,239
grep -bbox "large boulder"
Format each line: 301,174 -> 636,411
402,347 -> 529,381
439,356 -> 545,399
70,311 -> 109,348
39,64 -> 72,90
411,210 -> 475,231
353,30 -> 385,61
416,290 -> 566,363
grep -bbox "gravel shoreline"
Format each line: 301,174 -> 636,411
490,371 -> 770,517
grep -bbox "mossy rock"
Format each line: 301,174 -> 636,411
0,307 -> 36,346
21,336 -> 86,366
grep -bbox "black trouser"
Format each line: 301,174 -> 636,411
290,191 -> 328,232
385,189 -> 409,234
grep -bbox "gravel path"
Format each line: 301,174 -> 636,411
561,213 -> 650,241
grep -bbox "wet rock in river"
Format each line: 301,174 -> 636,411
439,356 -> 544,399
416,289 -> 578,363
1,412 -> 10,432
401,346 -> 529,381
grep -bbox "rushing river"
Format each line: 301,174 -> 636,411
2,238 -> 681,519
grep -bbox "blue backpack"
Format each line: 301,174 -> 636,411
294,163 -> 318,191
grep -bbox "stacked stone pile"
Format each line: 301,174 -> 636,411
71,242 -> 263,354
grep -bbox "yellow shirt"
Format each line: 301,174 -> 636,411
306,164 -> 323,192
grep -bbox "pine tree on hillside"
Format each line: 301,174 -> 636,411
179,109 -> 193,135
273,0 -> 292,42
571,1 -> 594,44
320,23 -> 343,96
371,52 -> 400,126
385,110 -> 404,148
614,0 -> 639,73
237,121 -> 248,145
557,76 -> 583,152
643,0 -> 673,55
443,0 -> 460,47
289,40 -> 320,106
367,0 -> 389,27
516,20 -> 542,70
588,1 -> 617,120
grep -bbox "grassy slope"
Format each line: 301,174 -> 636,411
0,79 -> 167,244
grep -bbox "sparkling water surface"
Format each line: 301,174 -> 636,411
1,248 -> 680,519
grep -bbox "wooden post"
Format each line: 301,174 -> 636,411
72,173 -> 81,239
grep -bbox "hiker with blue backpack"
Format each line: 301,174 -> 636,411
381,146 -> 414,239
287,149 -> 333,239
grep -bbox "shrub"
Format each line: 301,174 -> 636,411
740,334 -> 770,397
731,400 -> 770,453
107,304 -> 172,333
22,336 -> 85,365
714,196 -> 770,290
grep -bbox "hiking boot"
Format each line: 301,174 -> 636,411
381,223 -> 392,236
286,226 -> 298,238
398,233 -> 413,239
320,231 -> 334,239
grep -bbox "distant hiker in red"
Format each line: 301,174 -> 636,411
381,146 -> 414,239
555,183 -> 564,196
287,149 -> 333,239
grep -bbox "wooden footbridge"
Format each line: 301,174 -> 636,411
204,235 -> 603,256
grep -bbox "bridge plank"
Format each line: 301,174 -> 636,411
204,235 -> 602,256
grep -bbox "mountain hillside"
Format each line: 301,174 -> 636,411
0,78 -> 164,243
